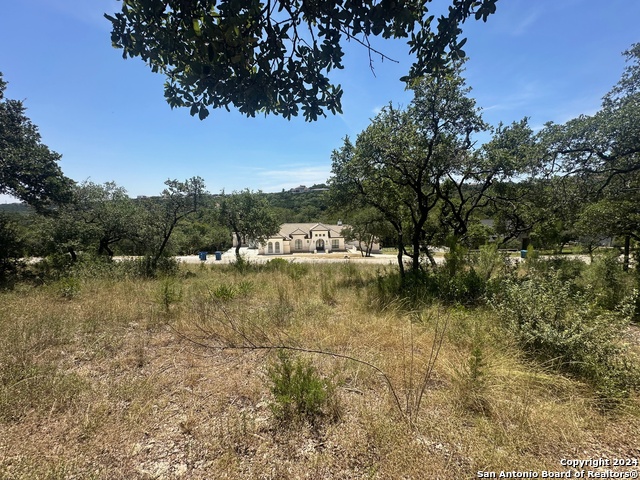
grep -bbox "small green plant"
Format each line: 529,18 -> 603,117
474,244 -> 503,280
267,350 -> 339,427
271,284 -> 294,326
455,342 -> 490,414
55,277 -> 81,299
156,277 -> 182,313
526,244 -> 539,260
210,283 -> 237,302
236,280 -> 253,297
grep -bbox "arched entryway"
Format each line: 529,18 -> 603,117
316,239 -> 325,252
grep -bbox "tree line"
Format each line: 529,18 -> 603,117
329,44 -> 640,277
2,41 -> 639,284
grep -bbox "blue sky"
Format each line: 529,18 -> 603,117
1,0 -> 639,202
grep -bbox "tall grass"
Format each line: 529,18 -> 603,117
0,260 -> 638,479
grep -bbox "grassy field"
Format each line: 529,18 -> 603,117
1,262 -> 639,479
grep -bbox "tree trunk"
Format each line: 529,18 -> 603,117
98,237 -> 114,256
366,235 -> 374,257
67,246 -> 77,262
411,232 -> 421,273
235,232 -> 242,258
397,234 -> 405,279
153,226 -> 175,268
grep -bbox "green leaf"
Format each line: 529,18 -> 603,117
192,19 -> 202,36
198,106 -> 209,120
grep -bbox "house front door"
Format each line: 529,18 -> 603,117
316,239 -> 325,252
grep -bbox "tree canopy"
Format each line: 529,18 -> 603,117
540,44 -> 640,190
0,73 -> 72,212
219,189 -> 280,256
330,70 -> 485,271
106,0 -> 497,121
140,177 -> 207,265
329,68 -> 532,275
537,44 -> 640,264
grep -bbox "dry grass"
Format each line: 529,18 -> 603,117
0,263 -> 639,479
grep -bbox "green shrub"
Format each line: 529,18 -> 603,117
210,283 -> 236,302
264,257 -> 310,280
454,342 -> 490,414
370,269 -> 405,310
34,253 -> 74,281
156,277 -> 182,313
473,244 -> 509,282
236,280 -> 254,297
578,250 -> 633,310
492,272 -> 638,406
267,350 -> 340,427
55,277 -> 81,299
118,255 -> 179,278
320,277 -> 337,305
265,257 -> 290,271
228,254 -> 257,274
370,264 -> 487,309
286,262 -> 309,280
434,267 -> 485,305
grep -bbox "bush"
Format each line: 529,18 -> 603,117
55,277 -> 81,299
577,250 -> 633,310
492,272 -> 638,406
370,265 -> 487,310
228,254 -> 257,274
454,343 -> 490,414
540,256 -> 586,283
264,258 -> 290,271
473,244 -> 510,282
433,267 -> 485,305
286,262 -> 309,280
210,283 -> 236,302
267,350 -> 340,427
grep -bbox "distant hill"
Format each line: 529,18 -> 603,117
0,203 -> 31,214
265,189 -> 334,223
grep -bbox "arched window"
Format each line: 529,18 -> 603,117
275,242 -> 280,253
268,242 -> 273,254
295,239 -> 302,250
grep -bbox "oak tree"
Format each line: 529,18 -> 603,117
219,189 -> 280,257
329,69 -> 487,275
0,73 -> 72,211
106,0 -> 498,120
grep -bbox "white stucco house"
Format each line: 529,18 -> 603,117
232,222 -> 381,255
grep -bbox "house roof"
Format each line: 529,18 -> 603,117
275,223 -> 346,239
